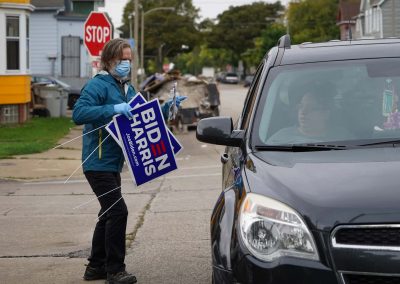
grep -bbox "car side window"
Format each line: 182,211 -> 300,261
240,62 -> 264,130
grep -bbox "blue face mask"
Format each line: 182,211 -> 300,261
114,60 -> 131,77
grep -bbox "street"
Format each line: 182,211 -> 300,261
0,83 -> 247,284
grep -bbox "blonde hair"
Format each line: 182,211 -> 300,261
100,38 -> 131,71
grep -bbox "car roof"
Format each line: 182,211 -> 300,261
279,38 -> 400,65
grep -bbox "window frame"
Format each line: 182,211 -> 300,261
6,14 -> 21,71
238,61 -> 265,131
26,14 -> 29,70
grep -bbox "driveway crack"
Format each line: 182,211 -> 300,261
125,178 -> 165,249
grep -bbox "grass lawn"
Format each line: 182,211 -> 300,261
0,117 -> 75,159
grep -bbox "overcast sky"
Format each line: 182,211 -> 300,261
101,0 -> 290,29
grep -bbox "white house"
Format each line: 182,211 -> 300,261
355,0 -> 400,39
30,0 -> 105,78
0,0 -> 34,123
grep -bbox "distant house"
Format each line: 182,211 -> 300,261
355,0 -> 400,39
337,0 -> 361,40
30,0 -> 104,78
0,0 -> 34,123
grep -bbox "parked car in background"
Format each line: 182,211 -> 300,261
244,74 -> 255,87
197,35 -> 400,283
221,72 -> 239,84
31,75 -> 81,109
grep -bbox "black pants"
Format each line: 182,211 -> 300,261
85,171 -> 128,274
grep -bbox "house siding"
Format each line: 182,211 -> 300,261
30,12 -> 90,77
30,12 -> 58,74
381,0 -> 400,37
354,17 -> 363,38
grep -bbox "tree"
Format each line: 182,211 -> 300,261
260,23 -> 287,57
121,0 -> 201,72
287,0 -> 339,44
207,1 -> 284,65
242,23 -> 286,71
174,45 -> 234,75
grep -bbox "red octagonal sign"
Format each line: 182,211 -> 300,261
84,12 -> 113,57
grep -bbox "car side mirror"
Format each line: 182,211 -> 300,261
196,117 -> 245,147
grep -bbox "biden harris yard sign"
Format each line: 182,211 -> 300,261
106,93 -> 182,155
113,99 -> 177,186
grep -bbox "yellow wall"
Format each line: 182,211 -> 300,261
0,75 -> 31,104
0,0 -> 30,4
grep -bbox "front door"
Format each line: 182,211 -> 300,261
61,36 -> 80,77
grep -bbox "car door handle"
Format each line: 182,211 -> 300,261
221,153 -> 229,164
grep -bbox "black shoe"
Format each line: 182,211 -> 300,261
106,271 -> 137,284
83,264 -> 107,281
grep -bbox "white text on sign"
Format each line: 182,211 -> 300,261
85,26 -> 110,43
130,109 -> 170,176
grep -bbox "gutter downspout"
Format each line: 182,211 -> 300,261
64,0 -> 71,13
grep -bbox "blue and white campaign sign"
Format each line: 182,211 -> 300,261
106,93 -> 182,155
113,99 -> 177,186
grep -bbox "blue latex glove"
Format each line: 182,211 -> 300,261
165,95 -> 188,110
114,102 -> 133,119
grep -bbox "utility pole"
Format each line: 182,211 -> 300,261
140,7 -> 174,80
140,8 -> 144,79
128,14 -> 133,39
131,0 -> 139,88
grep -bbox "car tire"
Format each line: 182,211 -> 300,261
212,267 -> 236,284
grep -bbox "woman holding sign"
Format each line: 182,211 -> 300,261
73,38 -> 137,284
73,38 -> 185,284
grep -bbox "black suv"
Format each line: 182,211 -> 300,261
197,35 -> 400,284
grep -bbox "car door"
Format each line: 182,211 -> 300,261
222,61 -> 265,189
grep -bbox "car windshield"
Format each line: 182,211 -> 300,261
252,58 -> 400,148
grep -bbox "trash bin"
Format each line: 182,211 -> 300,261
59,89 -> 68,117
37,86 -> 66,117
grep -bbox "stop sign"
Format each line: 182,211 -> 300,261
84,12 -> 113,57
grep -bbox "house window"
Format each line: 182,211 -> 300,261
26,15 -> 29,69
0,105 -> 19,124
72,1 -> 94,16
6,15 -> 20,70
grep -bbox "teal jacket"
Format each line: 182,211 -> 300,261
72,73 -> 136,173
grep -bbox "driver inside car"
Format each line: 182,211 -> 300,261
267,83 -> 352,144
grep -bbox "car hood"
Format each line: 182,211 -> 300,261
247,147 -> 400,231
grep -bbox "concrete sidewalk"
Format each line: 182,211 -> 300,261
0,126 -> 85,181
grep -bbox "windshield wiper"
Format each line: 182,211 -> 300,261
359,139 -> 400,147
255,143 -> 349,152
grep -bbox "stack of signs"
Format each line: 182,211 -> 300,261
106,93 -> 182,186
